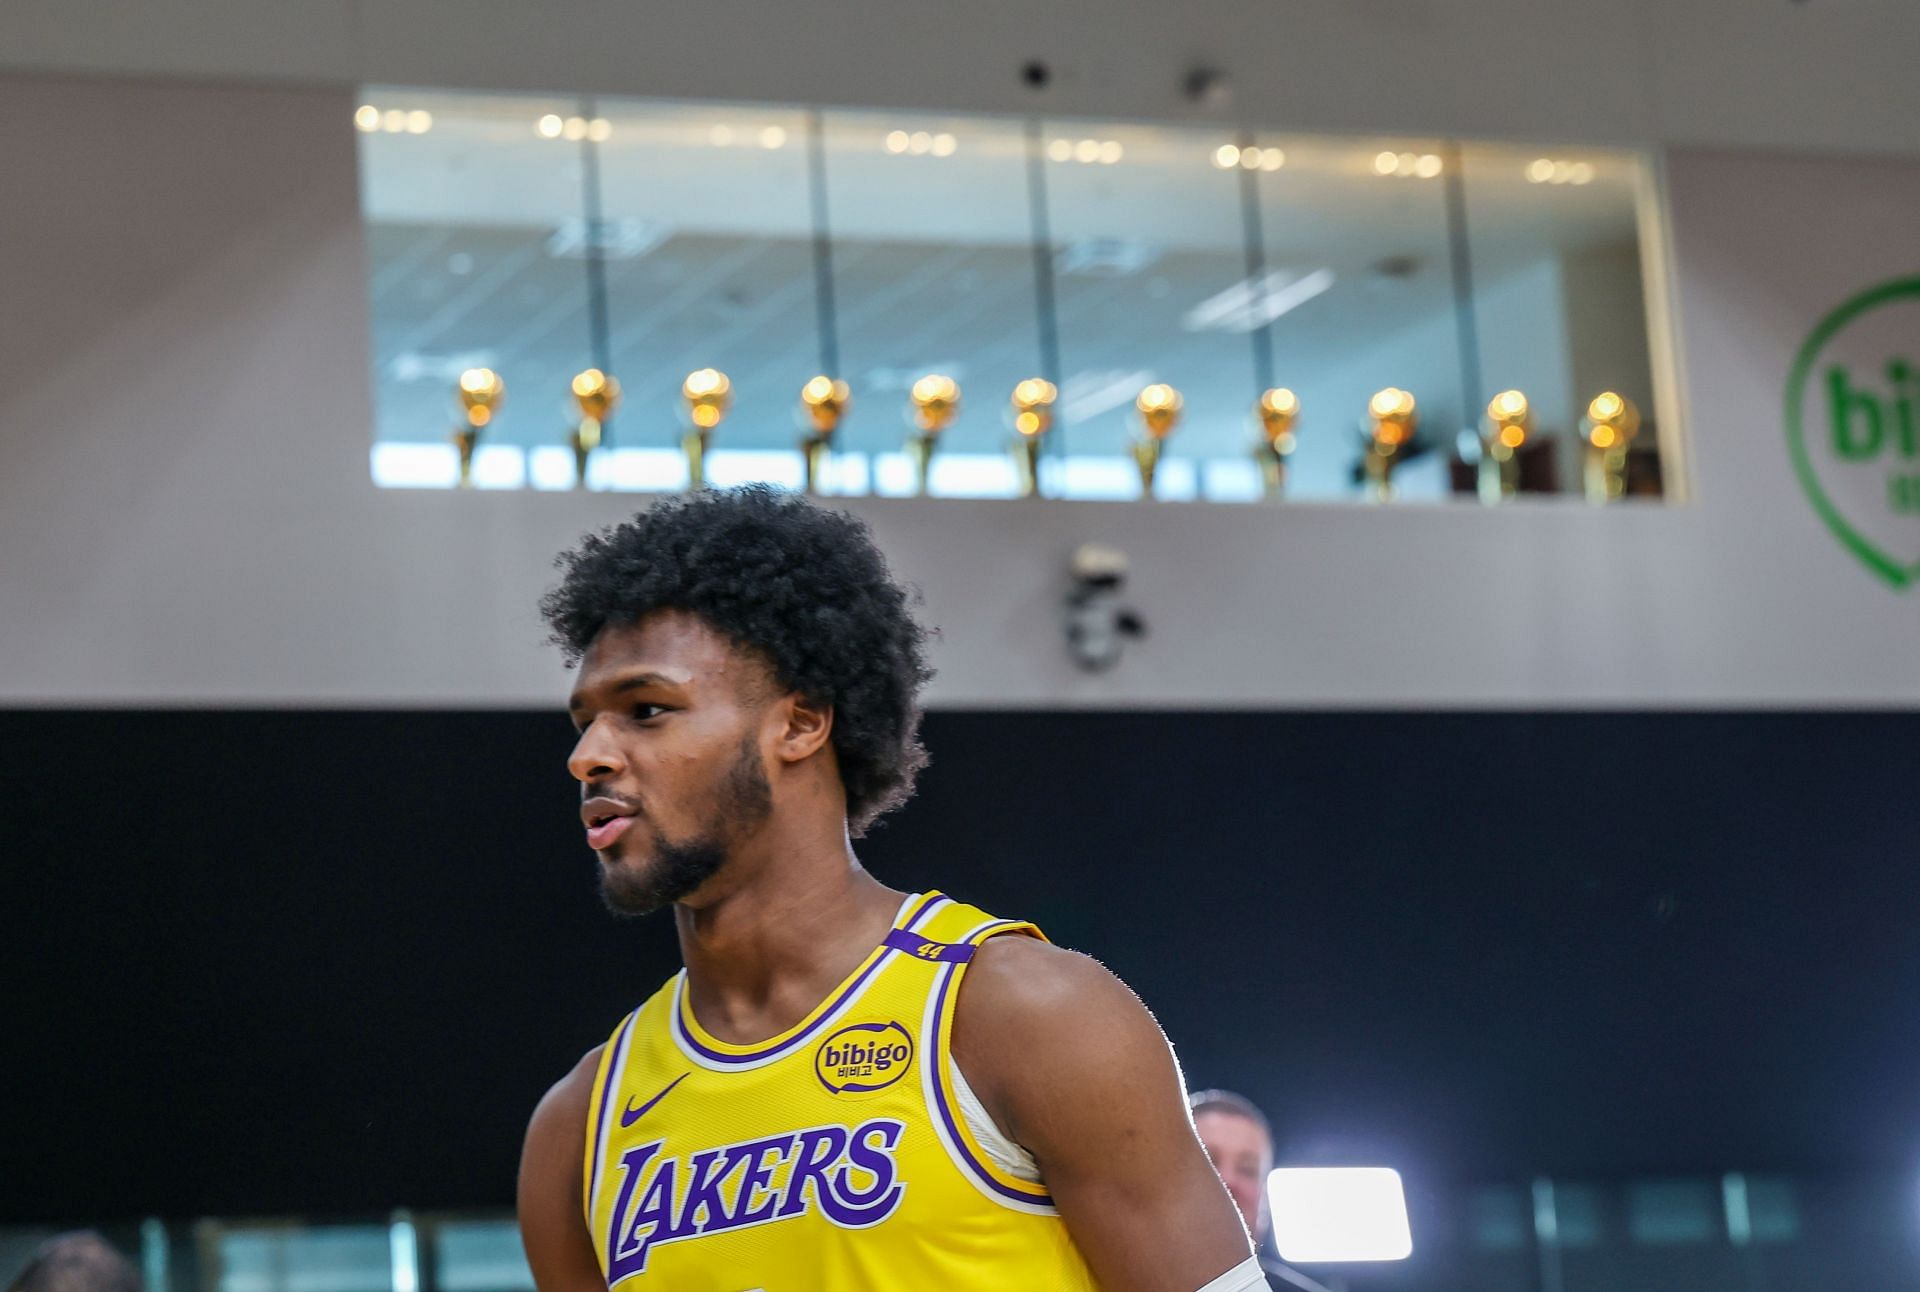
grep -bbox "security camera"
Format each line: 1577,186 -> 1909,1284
1183,65 -> 1231,110
1065,543 -> 1145,671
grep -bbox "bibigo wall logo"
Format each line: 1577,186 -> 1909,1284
1785,275 -> 1920,588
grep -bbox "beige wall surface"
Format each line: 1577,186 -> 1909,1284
0,75 -> 1915,709
1,0 -> 1920,158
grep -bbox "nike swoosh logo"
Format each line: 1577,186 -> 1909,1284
620,1071 -> 689,1128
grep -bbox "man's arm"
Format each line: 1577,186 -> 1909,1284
952,935 -> 1256,1291
518,1047 -> 607,1292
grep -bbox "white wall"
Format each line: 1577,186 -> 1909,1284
2,0 -> 1920,159
0,74 -> 1916,710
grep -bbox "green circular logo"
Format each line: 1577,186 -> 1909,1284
1785,275 -> 1920,588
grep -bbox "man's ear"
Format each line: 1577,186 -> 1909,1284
774,692 -> 834,764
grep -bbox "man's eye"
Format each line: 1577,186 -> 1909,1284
633,703 -> 667,721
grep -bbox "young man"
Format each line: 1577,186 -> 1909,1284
518,487 -> 1261,1290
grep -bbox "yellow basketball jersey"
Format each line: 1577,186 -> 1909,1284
581,891 -> 1100,1290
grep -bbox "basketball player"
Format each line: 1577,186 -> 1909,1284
518,487 -> 1264,1290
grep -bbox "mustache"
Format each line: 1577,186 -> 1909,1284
581,786 -> 644,815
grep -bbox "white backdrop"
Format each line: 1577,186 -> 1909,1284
0,76 -> 1915,709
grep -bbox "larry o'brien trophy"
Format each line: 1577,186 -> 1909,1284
906,374 -> 960,496
1364,387 -> 1417,500
1582,391 -> 1641,502
569,368 -> 620,489
798,376 -> 850,495
1133,383 -> 1183,498
454,367 -> 504,488
1254,387 -> 1300,499
1009,378 -> 1057,498
680,368 -> 732,491
1480,389 -> 1531,504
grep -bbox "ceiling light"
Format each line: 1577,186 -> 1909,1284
1182,267 -> 1335,332
1372,150 -> 1399,176
1097,140 -> 1122,164
1047,138 -> 1073,162
709,125 -> 734,147
1213,144 -> 1241,169
933,132 -> 958,156
381,109 -> 408,133
1074,138 -> 1101,163
562,116 -> 587,141
1259,147 -> 1285,171
1239,147 -> 1262,170
354,105 -> 380,132
405,110 -> 433,134
884,130 -> 909,153
585,117 -> 611,142
1525,158 -> 1554,183
1568,161 -> 1596,184
537,114 -> 564,138
909,130 -> 933,154
1414,153 -> 1442,177
760,125 -> 788,149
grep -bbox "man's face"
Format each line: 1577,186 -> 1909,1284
566,611 -> 776,916
1196,1109 -> 1274,1241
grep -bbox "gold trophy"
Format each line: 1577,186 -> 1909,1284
1480,389 -> 1531,504
454,367 -> 504,488
906,374 -> 960,495
1254,387 -> 1300,499
1009,378 -> 1057,498
1133,383 -> 1183,498
680,368 -> 732,491
798,376 -> 851,495
1581,391 -> 1641,502
569,368 -> 621,489
1364,387 -> 1417,501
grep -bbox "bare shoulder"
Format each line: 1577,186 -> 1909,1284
534,1044 -> 605,1126
519,1045 -> 609,1292
959,932 -> 1152,1031
952,934 -> 1171,1143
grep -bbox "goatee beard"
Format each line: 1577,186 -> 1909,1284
598,734 -> 773,918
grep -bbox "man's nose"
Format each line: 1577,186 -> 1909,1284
567,718 -> 625,783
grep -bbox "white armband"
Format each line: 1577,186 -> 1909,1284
1194,1255 -> 1267,1292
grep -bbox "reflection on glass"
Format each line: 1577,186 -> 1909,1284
593,100 -> 814,461
1044,121 -> 1249,499
361,90 -> 591,456
357,90 -> 1671,505
1253,135 -> 1462,500
820,110 -> 1039,492
1460,142 -> 1658,496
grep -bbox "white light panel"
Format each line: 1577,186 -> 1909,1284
1267,1167 -> 1413,1263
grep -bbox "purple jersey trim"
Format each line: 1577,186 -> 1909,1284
881,927 -> 977,962
927,923 -> 1056,1206
585,1007 -> 640,1224
672,891 -> 949,1065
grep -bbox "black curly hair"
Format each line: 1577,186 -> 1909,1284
540,486 -> 934,836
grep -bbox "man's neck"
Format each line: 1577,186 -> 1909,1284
672,828 -> 905,1046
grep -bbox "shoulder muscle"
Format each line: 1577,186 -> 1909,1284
518,1046 -> 607,1292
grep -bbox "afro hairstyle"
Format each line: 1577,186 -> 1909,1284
540,485 -> 934,835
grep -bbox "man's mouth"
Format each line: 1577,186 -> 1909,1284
587,814 -> 634,850
582,795 -> 639,851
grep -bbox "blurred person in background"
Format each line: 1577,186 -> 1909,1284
6,1233 -> 140,1292
1191,1090 -> 1334,1292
